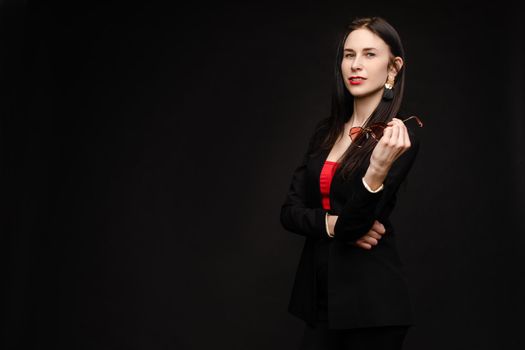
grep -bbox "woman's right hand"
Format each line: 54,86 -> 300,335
351,220 -> 386,250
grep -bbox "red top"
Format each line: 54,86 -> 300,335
320,160 -> 340,210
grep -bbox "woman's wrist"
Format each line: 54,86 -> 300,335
367,160 -> 390,176
363,163 -> 389,191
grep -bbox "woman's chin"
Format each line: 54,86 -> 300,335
347,88 -> 382,100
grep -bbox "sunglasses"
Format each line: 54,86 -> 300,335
349,116 -> 424,148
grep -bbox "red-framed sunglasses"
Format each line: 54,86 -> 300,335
349,116 -> 424,148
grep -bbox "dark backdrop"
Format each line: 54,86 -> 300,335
2,0 -> 524,349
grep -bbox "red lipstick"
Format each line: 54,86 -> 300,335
349,76 -> 366,85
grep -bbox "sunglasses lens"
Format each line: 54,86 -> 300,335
369,124 -> 385,139
349,127 -> 367,145
349,127 -> 361,140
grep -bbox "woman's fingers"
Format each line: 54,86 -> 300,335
396,120 -> 405,148
397,119 -> 410,150
355,235 -> 380,249
389,121 -> 399,147
402,121 -> 411,149
372,219 -> 386,234
355,241 -> 372,249
355,233 -> 381,250
362,236 -> 379,246
355,235 -> 378,248
354,220 -> 387,250
366,230 -> 382,240
382,121 -> 393,143
393,117 -> 411,150
384,118 -> 410,159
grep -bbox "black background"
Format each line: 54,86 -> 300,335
2,0 -> 524,349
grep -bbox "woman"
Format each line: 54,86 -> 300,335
280,17 -> 423,349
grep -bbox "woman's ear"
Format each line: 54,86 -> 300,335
390,56 -> 404,78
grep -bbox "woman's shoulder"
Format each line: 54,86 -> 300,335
305,116 -> 331,154
310,116 -> 331,138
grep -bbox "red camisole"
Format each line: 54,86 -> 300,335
319,160 -> 340,210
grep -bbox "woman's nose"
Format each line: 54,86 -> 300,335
351,55 -> 363,70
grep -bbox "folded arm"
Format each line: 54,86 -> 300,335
280,144 -> 329,239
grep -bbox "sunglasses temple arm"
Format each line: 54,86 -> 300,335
402,116 -> 424,127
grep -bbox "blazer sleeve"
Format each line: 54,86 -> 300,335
332,130 -> 421,243
279,132 -> 329,240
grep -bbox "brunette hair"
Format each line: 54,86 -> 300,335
309,16 -> 407,181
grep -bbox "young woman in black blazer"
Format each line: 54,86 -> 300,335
280,17 -> 423,349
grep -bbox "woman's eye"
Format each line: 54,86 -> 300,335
344,53 -> 374,58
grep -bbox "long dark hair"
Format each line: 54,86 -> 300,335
309,17 -> 407,181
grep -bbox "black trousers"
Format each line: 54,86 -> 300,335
299,321 -> 410,350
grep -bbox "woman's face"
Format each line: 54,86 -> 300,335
341,28 -> 401,99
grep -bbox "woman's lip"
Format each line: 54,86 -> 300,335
349,78 -> 364,85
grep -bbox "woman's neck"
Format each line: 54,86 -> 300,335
349,91 -> 382,126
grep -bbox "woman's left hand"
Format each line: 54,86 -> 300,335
369,117 -> 411,173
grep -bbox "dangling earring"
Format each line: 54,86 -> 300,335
382,77 -> 395,101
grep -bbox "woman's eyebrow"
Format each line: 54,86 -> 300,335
344,47 -> 378,51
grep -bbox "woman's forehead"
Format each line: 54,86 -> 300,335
344,28 -> 387,51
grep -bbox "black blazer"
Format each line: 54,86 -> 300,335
280,125 -> 420,329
